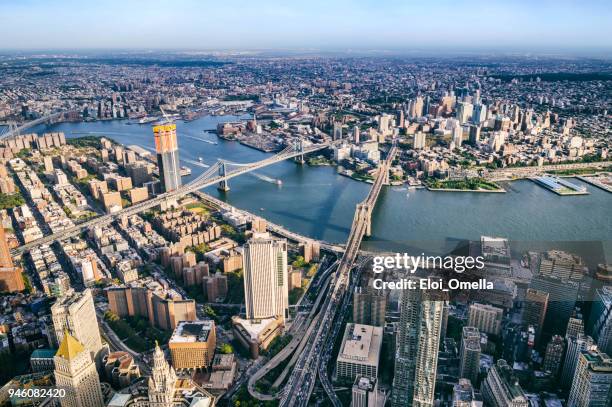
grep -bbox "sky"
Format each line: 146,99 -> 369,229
1,0 -> 611,54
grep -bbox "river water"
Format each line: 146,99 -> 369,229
30,115 -> 611,260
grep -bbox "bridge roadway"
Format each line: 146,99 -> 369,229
11,141 -> 331,256
246,260 -> 338,401
0,111 -> 77,140
279,142 -> 398,407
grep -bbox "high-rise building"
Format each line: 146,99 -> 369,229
561,334 -> 595,389
539,250 -> 586,282
153,124 -> 181,192
392,288 -> 446,407
456,102 -> 473,124
567,348 -> 612,407
353,281 -> 387,327
543,335 -> 565,377
53,333 -> 104,407
452,378 -> 482,407
333,122 -> 343,140
523,288 -> 549,346
352,376 -> 379,407
472,103 -> 487,124
567,316 -> 585,338
481,359 -> 528,407
148,342 -> 178,407
589,286 -> 612,356
353,125 -> 360,144
452,123 -> 463,147
468,125 -> 481,145
243,233 -> 288,321
336,323 -> 383,383
460,327 -> 481,385
51,289 -> 104,360
413,132 -> 426,150
531,275 -> 579,345
169,320 -> 217,371
106,283 -> 196,331
468,303 -> 503,336
0,225 -> 25,292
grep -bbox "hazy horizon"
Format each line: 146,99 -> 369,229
1,0 -> 611,55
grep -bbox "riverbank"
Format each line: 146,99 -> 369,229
424,178 -> 505,193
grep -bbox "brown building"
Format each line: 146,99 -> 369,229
203,273 -> 228,303
103,351 -> 141,388
109,176 -> 133,192
88,179 -> 108,200
128,186 -> 149,204
222,250 -> 242,273
231,316 -> 284,359
0,226 -> 25,292
106,282 -> 196,331
102,191 -> 122,212
169,320 -> 217,371
289,269 -> 302,291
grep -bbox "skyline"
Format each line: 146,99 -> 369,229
1,0 -> 612,55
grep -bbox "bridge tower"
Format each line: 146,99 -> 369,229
294,139 -> 305,165
363,204 -> 373,237
7,121 -> 18,138
217,161 -> 230,192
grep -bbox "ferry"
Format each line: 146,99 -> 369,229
138,116 -> 158,124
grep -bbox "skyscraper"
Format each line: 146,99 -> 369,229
530,274 -> 578,345
392,288 -> 446,407
543,335 -> 565,377
460,327 -> 481,385
148,342 -> 178,407
456,101 -> 473,124
561,334 -> 595,389
243,233 -> 288,321
54,333 -> 104,407
472,103 -> 487,124
353,280 -> 387,327
589,286 -> 612,356
0,225 -> 25,292
567,348 -> 612,407
523,288 -> 549,346
468,303 -> 503,336
481,359 -> 528,407
153,124 -> 181,192
333,122 -> 343,140
51,289 -> 104,361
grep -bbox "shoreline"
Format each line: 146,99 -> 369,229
425,186 -> 506,193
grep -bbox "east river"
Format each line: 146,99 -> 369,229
29,115 -> 611,262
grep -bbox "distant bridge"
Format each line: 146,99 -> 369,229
0,110 -> 77,141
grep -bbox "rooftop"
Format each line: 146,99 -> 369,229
338,323 -> 383,365
170,320 -> 214,343
56,332 -> 85,360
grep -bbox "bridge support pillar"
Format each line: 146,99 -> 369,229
364,205 -> 372,237
294,139 -> 305,165
217,161 -> 230,192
